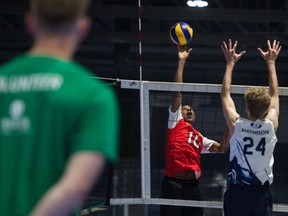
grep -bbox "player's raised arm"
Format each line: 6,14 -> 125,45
220,39 -> 245,135
257,40 -> 281,130
171,45 -> 192,112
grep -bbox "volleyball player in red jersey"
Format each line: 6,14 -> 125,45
160,45 -> 228,216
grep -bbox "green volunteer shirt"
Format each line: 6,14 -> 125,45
0,55 -> 119,216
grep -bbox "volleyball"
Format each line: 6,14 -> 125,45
170,22 -> 193,45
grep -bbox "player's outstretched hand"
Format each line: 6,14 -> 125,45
257,40 -> 282,63
221,39 -> 246,64
178,45 -> 192,61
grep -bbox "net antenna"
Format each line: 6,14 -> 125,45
138,0 -> 151,202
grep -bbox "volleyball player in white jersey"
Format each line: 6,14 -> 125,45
220,39 -> 281,216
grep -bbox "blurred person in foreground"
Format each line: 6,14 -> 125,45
0,0 -> 119,215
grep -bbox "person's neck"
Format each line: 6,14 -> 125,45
29,36 -> 76,61
248,117 -> 257,121
248,115 -> 265,122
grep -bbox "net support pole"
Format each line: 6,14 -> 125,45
140,82 -> 151,200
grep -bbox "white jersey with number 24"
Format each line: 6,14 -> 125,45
229,118 -> 277,185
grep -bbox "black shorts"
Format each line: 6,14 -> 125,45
160,176 -> 204,216
224,184 -> 272,216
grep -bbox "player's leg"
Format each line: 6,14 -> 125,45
252,187 -> 272,216
160,177 -> 184,216
224,186 -> 253,216
160,203 -> 181,216
182,180 -> 203,216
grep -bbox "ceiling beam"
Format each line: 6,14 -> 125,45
91,4 -> 288,23
0,3 -> 287,23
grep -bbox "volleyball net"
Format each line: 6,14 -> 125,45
106,79 -> 288,214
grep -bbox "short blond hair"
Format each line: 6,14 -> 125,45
30,0 -> 90,25
244,87 -> 271,119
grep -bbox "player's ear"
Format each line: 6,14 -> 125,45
24,13 -> 36,36
244,104 -> 249,114
76,16 -> 91,42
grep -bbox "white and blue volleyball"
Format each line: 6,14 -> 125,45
170,22 -> 193,45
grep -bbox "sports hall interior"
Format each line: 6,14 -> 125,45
0,0 -> 287,215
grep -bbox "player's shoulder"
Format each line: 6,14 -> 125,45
262,118 -> 275,130
235,117 -> 245,124
61,60 -> 106,88
0,55 -> 27,72
61,59 -> 93,77
263,118 -> 273,124
71,62 -> 117,100
237,117 -> 274,131
191,125 -> 202,135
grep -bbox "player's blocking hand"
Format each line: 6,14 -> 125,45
221,39 -> 246,64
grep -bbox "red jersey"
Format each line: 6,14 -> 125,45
164,106 -> 212,178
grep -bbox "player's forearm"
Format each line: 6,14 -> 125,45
267,61 -> 279,119
29,182 -> 88,216
221,63 -> 234,97
171,60 -> 185,110
174,60 -> 186,83
267,61 -> 278,97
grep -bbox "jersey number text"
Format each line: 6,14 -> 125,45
243,137 -> 266,156
187,132 -> 200,149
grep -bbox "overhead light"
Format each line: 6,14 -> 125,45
187,0 -> 208,7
